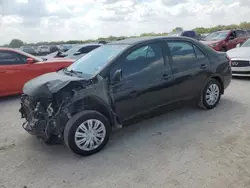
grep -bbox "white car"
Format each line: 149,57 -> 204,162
227,38 -> 250,76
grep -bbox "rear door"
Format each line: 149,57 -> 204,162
110,41 -> 174,122
166,40 -> 211,101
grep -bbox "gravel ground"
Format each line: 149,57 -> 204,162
1,78 -> 250,188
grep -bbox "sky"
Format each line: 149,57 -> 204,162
0,0 -> 249,44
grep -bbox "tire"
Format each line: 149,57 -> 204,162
64,110 -> 111,156
198,79 -> 222,110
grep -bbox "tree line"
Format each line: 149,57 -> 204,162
5,21 -> 250,48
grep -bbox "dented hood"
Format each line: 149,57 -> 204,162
23,72 -> 83,98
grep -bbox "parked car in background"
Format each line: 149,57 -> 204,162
0,48 -> 74,97
49,45 -> 59,53
247,30 -> 250,36
98,40 -> 109,44
38,46 -> 51,55
201,29 -> 249,51
20,46 -> 37,56
20,36 -> 232,156
55,43 -> 102,60
168,30 -> 201,40
61,44 -> 73,52
200,33 -> 210,40
42,43 -> 102,61
227,38 -> 250,76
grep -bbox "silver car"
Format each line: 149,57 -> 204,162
227,38 -> 250,76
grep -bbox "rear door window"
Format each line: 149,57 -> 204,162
168,41 -> 196,62
167,41 -> 206,63
236,30 -> 248,38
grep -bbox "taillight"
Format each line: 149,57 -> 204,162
226,55 -> 231,66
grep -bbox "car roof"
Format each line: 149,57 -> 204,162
108,36 -> 196,45
0,47 -> 21,52
77,43 -> 102,47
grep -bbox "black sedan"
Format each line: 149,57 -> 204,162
20,36 -> 232,156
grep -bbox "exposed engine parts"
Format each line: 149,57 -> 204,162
20,93 -> 72,143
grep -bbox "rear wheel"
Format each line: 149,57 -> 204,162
64,110 -> 111,156
198,79 -> 222,109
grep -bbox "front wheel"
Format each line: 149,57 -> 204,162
64,110 -> 111,156
198,79 -> 222,109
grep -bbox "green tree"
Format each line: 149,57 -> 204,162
239,22 -> 250,29
193,27 -> 209,34
9,39 -> 24,48
171,27 -> 183,33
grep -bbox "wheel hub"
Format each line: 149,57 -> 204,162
206,84 -> 219,106
74,119 -> 106,151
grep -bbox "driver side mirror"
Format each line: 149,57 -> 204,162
112,69 -> 122,83
26,58 -> 34,64
228,36 -> 235,40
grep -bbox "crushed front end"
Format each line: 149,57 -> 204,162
19,71 -> 112,145
19,94 -> 70,143
19,72 -> 85,143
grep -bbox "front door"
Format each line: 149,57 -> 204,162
166,40 -> 211,101
0,50 -> 28,95
227,31 -> 237,50
110,42 -> 174,122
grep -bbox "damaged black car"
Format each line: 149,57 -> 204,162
20,36 -> 232,156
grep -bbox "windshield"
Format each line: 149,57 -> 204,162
64,45 -> 83,56
241,39 -> 250,47
67,44 -> 129,77
204,31 -> 229,41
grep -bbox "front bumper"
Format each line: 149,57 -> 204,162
232,66 -> 250,77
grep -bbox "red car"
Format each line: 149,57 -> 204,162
0,48 -> 74,97
201,29 -> 249,51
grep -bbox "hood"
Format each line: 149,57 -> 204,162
23,72 -> 83,98
227,47 -> 250,59
201,40 -> 221,45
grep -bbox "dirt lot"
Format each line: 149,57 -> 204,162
1,78 -> 250,188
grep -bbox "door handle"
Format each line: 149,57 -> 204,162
162,74 -> 171,80
200,64 -> 208,69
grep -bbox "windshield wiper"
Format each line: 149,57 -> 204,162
62,68 -> 83,77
